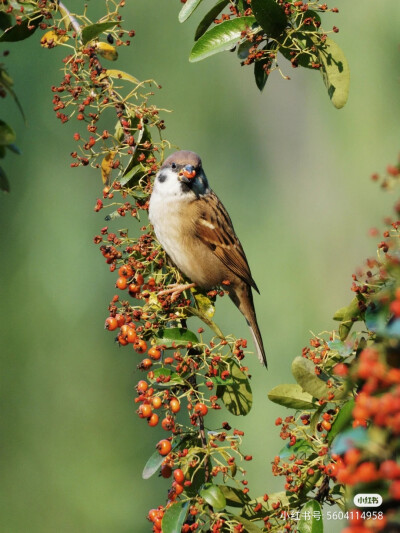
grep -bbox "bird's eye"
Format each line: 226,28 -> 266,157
171,162 -> 176,169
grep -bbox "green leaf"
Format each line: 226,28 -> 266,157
298,500 -> 324,533
189,16 -> 256,63
0,12 -> 12,31
155,327 -> 199,348
268,383 -> 318,410
232,515 -> 264,533
217,360 -> 252,415
142,449 -> 165,480
0,166 -> 10,192
0,120 -> 16,146
179,0 -> 204,23
292,357 -> 349,402
314,36 -> 350,109
279,439 -> 313,459
162,501 -> 189,533
0,13 -> 43,42
142,436 -> 187,479
327,399 -> 355,445
279,33 -> 317,69
217,485 -> 251,508
254,59 -> 269,91
200,483 -> 226,510
81,21 -> 118,45
195,0 -> 229,40
250,0 -> 287,37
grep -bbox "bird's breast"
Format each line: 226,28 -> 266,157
149,194 -> 223,289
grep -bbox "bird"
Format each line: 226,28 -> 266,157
148,150 -> 267,367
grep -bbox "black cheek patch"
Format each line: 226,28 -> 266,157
158,172 -> 167,183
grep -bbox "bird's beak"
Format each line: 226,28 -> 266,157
178,165 -> 196,183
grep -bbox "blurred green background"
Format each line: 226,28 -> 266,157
0,1 -> 399,531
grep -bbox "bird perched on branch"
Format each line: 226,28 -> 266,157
148,150 -> 267,367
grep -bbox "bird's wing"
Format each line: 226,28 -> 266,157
193,192 -> 259,292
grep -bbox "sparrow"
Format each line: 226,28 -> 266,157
148,150 -> 267,367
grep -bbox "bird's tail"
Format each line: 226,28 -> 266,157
228,284 -> 267,367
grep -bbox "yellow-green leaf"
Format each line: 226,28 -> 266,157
314,36 -> 350,109
40,29 -> 69,48
105,69 -> 140,85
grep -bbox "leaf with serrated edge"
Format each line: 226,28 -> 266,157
179,0 -> 203,23
190,17 -> 256,63
268,383 -> 318,410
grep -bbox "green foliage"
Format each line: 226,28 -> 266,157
81,21 -> 119,45
182,0 -> 350,107
162,501 -> 189,533
189,17 -> 256,62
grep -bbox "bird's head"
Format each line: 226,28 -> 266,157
153,150 -> 210,198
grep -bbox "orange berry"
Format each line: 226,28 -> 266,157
194,402 -> 208,416
116,276 -> 128,290
105,316 -> 118,331
137,380 -> 148,393
115,313 -> 125,326
148,347 -> 162,360
147,509 -> 158,522
170,398 -> 181,413
161,416 -> 174,431
321,420 -> 331,431
164,357 -> 174,365
391,300 -> 400,317
136,273 -> 144,285
138,403 -> 152,418
140,358 -> 152,370
117,334 -> 129,346
128,283 -> 141,295
157,439 -> 172,456
152,396 -> 162,409
134,339 -> 148,354
126,327 -> 137,343
118,264 -> 133,277
148,413 -> 159,427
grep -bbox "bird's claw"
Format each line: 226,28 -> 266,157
157,283 -> 195,302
